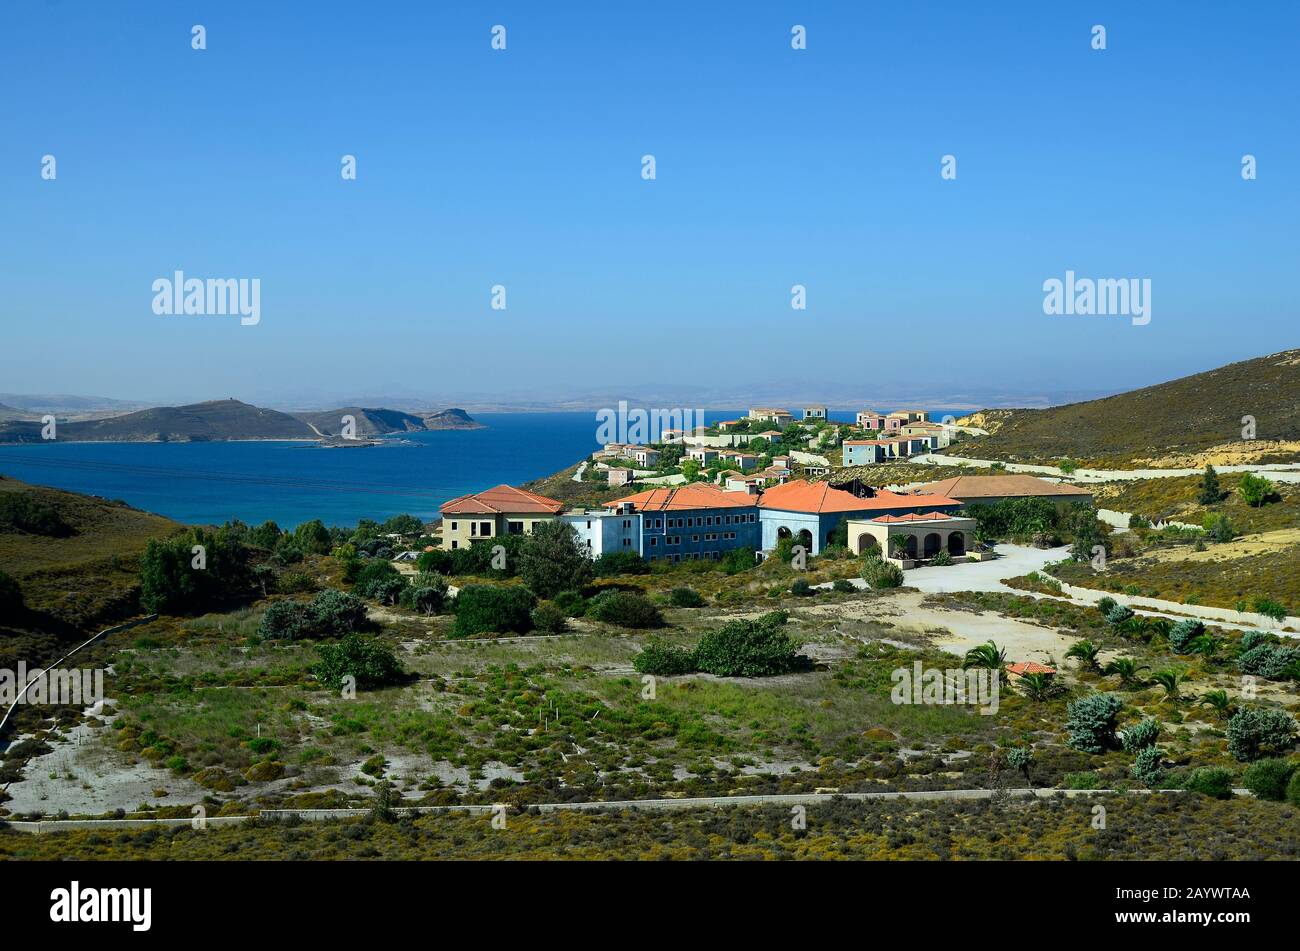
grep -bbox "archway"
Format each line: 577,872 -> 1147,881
857,535 -> 880,556
948,532 -> 965,556
796,529 -> 813,551
891,534 -> 917,559
923,533 -> 942,558
777,526 -> 793,540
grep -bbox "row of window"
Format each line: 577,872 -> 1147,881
647,531 -> 739,548
646,512 -> 756,530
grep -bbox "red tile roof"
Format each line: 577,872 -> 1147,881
1006,662 -> 1057,676
758,479 -> 962,514
870,511 -> 965,523
608,483 -> 756,512
440,484 -> 565,516
913,474 -> 1093,500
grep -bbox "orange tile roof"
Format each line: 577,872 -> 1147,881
1006,662 -> 1056,676
758,479 -> 962,514
870,511 -> 965,523
913,474 -> 1093,500
440,484 -> 565,516
607,483 -> 756,512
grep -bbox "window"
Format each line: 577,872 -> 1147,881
507,521 -> 524,535
623,538 -> 631,547
451,540 -> 458,549
649,537 -> 657,547
480,521 -> 492,536
451,521 -> 458,531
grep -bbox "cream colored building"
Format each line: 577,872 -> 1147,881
438,484 -> 565,550
847,511 -> 978,565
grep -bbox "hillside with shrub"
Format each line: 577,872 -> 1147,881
958,349 -> 1300,466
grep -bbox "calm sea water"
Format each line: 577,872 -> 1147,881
0,409 -> 967,528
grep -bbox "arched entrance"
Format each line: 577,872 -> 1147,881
923,533 -> 942,558
891,535 -> 917,559
948,532 -> 965,556
796,529 -> 813,550
857,535 -> 880,556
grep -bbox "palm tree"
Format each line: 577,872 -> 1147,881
1102,657 -> 1149,688
1151,670 -> 1183,700
1198,689 -> 1235,719
1065,639 -> 1102,672
1018,671 -> 1060,701
963,640 -> 1007,672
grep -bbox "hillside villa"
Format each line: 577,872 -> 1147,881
439,484 -> 566,550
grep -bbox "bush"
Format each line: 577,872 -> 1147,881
790,578 -> 814,597
312,634 -> 405,690
587,590 -> 663,629
401,579 -> 447,616
1226,707 -> 1299,762
0,493 -> 71,536
1288,770 -> 1300,807
530,602 -> 568,635
1065,693 -> 1123,753
1182,766 -> 1234,799
140,527 -> 252,615
692,611 -> 801,677
1121,717 -> 1161,753
1167,619 -> 1204,654
258,590 -> 370,640
593,550 -> 649,577
552,590 -> 588,618
1131,746 -> 1164,787
633,640 -> 697,675
1096,596 -> 1117,616
1253,597 -> 1287,622
1238,472 -> 1275,507
861,555 -> 903,589
0,570 -> 22,614
1240,758 -> 1297,801
832,578 -> 855,593
669,587 -> 705,608
518,521 -> 594,598
352,561 -> 401,599
1104,603 -> 1135,627
1240,630 -> 1269,652
1237,644 -> 1300,680
452,585 -> 537,637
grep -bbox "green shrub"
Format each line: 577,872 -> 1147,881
0,493 -> 71,536
790,578 -> 814,597
552,590 -> 588,618
1182,766 -> 1234,799
1226,707 -> 1299,761
530,602 -> 568,635
587,590 -> 663,628
862,555 -> 903,589
305,589 -> 369,635
1096,596 -> 1117,616
452,585 -> 537,637
140,526 -> 252,615
1104,603 -> 1135,627
1240,630 -> 1269,652
593,550 -> 649,577
1065,693 -> 1123,754
1167,619 -> 1204,654
400,575 -> 448,615
832,578 -> 855,593
1121,717 -> 1161,753
1131,746 -> 1164,787
312,634 -> 405,690
633,641 -> 697,675
1238,644 -> 1300,680
1288,770 -> 1300,806
692,612 -> 801,677
1253,597 -> 1287,622
1240,758 -> 1297,801
352,561 -> 402,599
669,587 -> 705,608
258,601 -> 307,640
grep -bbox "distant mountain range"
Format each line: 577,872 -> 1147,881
0,399 -> 482,444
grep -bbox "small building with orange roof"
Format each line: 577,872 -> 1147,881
601,483 -> 759,564
756,479 -> 964,554
438,484 -> 565,551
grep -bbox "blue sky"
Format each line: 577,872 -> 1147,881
1,1 -> 1296,407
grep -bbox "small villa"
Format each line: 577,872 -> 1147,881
846,510 -> 979,564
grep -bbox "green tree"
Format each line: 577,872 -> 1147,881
293,519 -> 333,555
692,611 -> 800,677
140,527 -> 252,615
451,585 -> 537,637
1240,758 -> 1296,801
1198,464 -> 1222,505
518,521 -> 593,599
1226,707 -> 1299,761
1065,639 -> 1102,672
962,640 -> 1006,673
1065,693 -> 1123,753
0,569 -> 22,614
1238,472 -> 1275,508
313,634 -> 405,690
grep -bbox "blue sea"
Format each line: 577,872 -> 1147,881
0,409 -> 968,528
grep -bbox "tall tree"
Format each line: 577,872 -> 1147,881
1198,464 -> 1222,505
517,520 -> 594,599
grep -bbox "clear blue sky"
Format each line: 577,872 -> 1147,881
1,1 -> 1296,407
